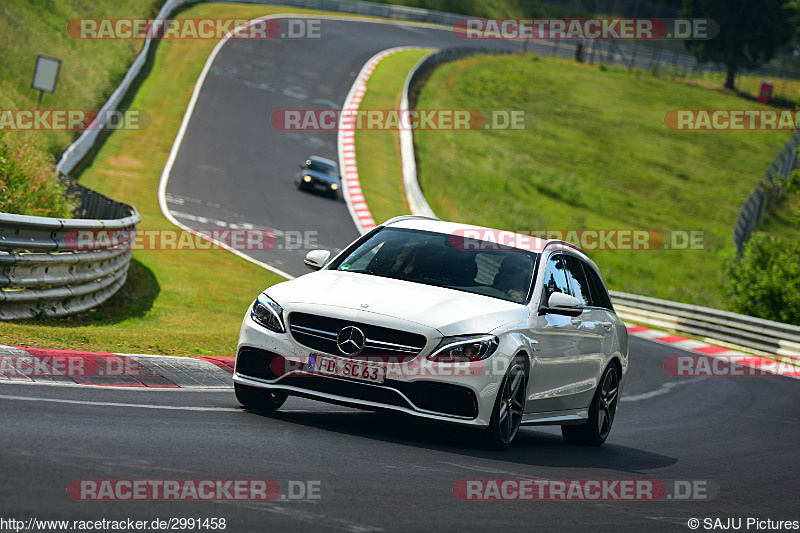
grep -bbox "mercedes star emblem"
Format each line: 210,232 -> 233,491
336,326 -> 366,355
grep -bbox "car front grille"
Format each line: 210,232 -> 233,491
288,312 -> 427,362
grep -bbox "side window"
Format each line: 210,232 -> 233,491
542,255 -> 569,304
581,261 -> 613,310
562,254 -> 591,306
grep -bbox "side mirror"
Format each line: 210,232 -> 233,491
304,249 -> 331,271
539,292 -> 583,317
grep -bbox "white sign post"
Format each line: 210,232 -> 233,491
31,54 -> 61,106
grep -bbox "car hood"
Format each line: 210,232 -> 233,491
301,169 -> 339,184
267,270 -> 528,336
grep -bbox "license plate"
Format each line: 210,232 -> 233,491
307,354 -> 384,384
313,183 -> 328,191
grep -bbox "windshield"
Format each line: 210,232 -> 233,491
332,227 -> 538,303
306,161 -> 337,175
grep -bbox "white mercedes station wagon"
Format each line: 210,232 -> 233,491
234,216 -> 628,448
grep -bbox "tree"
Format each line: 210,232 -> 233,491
726,234 -> 800,325
682,0 -> 796,89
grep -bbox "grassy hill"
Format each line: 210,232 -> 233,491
412,54 -> 794,308
0,0 -> 163,216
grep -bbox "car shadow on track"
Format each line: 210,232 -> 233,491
241,407 -> 676,473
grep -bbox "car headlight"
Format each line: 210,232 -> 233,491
428,335 -> 499,363
303,175 -> 312,182
330,183 -> 339,190
251,293 -> 286,333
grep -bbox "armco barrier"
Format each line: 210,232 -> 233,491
11,0 -> 183,317
610,290 -> 800,357
0,177 -> 140,320
733,130 -> 800,255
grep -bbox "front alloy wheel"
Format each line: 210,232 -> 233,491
235,382 -> 288,412
562,365 -> 619,446
484,357 -> 527,449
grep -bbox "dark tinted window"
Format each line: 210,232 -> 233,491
306,160 -> 337,176
581,261 -> 613,310
542,255 -> 569,304
331,227 -> 538,304
562,254 -> 592,306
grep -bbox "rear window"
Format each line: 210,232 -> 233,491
581,260 -> 614,310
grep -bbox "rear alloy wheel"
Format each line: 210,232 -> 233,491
235,382 -> 288,412
484,357 -> 527,449
562,365 -> 619,447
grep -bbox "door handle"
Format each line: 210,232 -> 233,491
571,317 -> 582,327
603,321 -> 613,331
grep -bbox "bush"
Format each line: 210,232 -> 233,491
726,233 -> 800,325
0,132 -> 76,218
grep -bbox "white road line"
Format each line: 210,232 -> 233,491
0,393 -> 356,413
0,394 -> 238,411
620,377 -> 708,402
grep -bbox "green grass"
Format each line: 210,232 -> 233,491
0,3 -> 343,356
356,48 -> 432,224
756,188 -> 800,242
687,70 -> 800,104
0,0 -> 163,217
0,0 -> 163,159
0,131 -> 77,217
374,0 -> 590,19
407,55 -> 793,308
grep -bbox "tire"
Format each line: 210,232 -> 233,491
561,364 -> 619,447
235,382 -> 287,412
483,356 -> 527,450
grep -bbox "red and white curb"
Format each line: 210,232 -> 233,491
0,345 -> 235,388
627,325 -> 800,379
338,47 -> 427,234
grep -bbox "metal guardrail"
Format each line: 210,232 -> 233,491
12,0 -> 183,318
610,290 -> 800,356
733,130 -> 800,254
0,177 -> 140,320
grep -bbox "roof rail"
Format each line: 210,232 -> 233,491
543,239 -> 585,254
381,215 -> 441,226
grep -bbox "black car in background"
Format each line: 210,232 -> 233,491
294,156 -> 341,198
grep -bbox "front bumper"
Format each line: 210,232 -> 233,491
235,311 -> 506,428
297,176 -> 338,195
